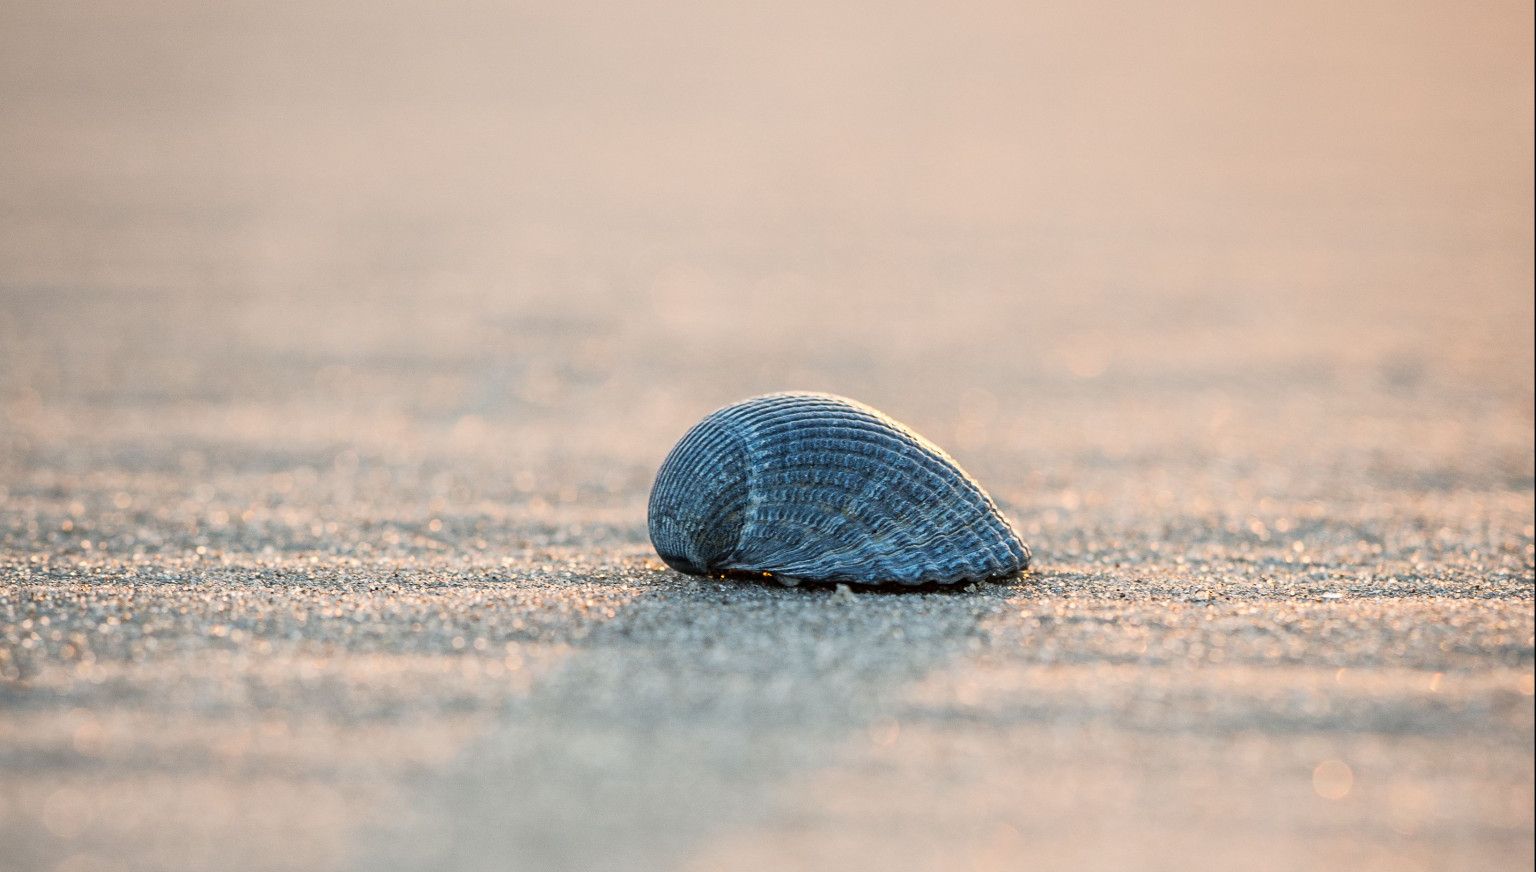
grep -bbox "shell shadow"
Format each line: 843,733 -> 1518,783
366,565 -> 1039,872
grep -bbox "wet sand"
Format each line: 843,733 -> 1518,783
1,2 -> 1532,870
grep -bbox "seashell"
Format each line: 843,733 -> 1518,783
648,392 -> 1031,587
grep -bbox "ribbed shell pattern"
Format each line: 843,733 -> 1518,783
647,392 -> 1031,586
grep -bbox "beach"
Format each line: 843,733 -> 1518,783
1,2 -> 1532,870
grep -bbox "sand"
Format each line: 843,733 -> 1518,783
1,2 -> 1532,870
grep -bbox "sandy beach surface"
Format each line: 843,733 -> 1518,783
2,3 -> 1532,870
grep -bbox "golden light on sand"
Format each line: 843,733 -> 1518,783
1313,760 -> 1354,801
867,717 -> 901,749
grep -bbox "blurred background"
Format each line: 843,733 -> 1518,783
2,0 -> 1530,500
1,2 -> 1532,871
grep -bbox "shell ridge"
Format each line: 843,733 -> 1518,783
749,406 -> 1003,537
757,443 -> 992,546
736,470 -> 1010,582
647,410 -> 752,573
739,399 -> 1023,581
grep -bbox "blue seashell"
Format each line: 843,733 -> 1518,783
648,392 -> 1031,587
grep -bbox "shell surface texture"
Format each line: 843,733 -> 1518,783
647,392 -> 1031,588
